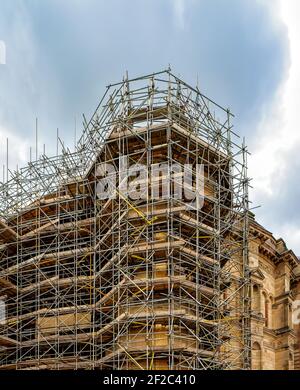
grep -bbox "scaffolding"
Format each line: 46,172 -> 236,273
0,69 -> 251,370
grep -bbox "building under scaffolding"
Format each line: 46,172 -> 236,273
0,70 -> 251,370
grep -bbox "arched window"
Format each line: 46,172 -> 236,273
252,285 -> 260,313
262,292 -> 269,327
265,299 -> 269,327
268,296 -> 273,329
289,352 -> 294,370
252,342 -> 262,370
288,303 -> 293,327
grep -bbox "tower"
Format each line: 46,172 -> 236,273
0,70 -> 250,370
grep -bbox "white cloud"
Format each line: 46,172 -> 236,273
249,0 -> 300,252
172,0 -> 186,29
0,2 -> 54,175
0,125 -> 30,181
278,223 -> 300,255
0,40 -> 6,65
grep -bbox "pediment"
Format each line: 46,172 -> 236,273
251,267 -> 265,280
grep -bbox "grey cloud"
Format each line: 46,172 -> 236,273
0,0 -> 293,249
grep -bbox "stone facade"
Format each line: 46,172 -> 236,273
249,214 -> 300,370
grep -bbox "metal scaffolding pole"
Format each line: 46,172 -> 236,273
0,70 -> 250,370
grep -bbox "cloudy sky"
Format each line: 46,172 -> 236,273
0,0 -> 299,252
